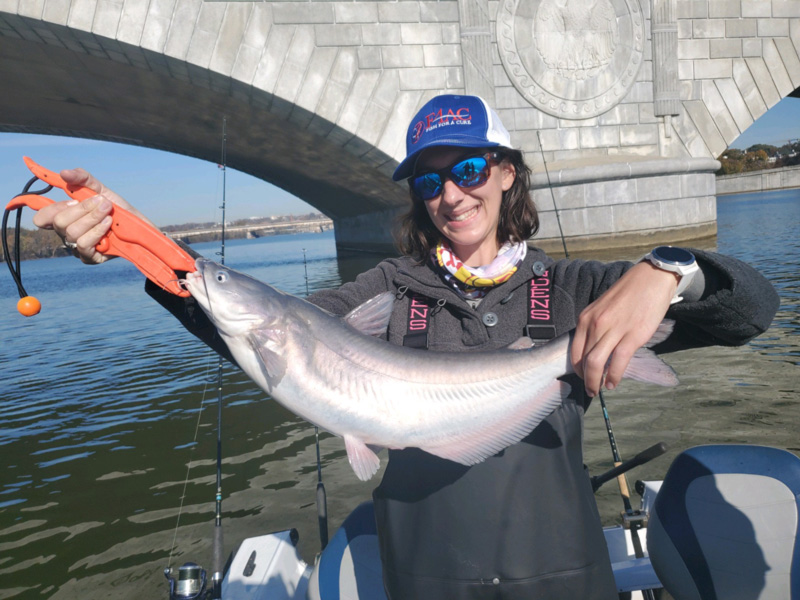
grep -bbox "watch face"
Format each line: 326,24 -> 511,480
652,246 -> 695,265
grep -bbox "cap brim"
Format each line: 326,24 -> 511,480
392,139 -> 502,181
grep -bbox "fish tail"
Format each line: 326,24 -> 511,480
622,348 -> 679,387
644,319 -> 675,348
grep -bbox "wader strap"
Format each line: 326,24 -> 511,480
525,269 -> 556,345
403,295 -> 431,349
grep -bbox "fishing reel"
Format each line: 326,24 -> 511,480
164,562 -> 208,600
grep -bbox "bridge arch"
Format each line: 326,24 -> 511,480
2,1 -> 799,252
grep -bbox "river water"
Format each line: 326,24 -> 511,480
0,189 -> 797,599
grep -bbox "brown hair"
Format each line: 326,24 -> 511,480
395,148 -> 539,261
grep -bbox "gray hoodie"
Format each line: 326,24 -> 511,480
147,244 -> 778,600
306,246 -> 778,600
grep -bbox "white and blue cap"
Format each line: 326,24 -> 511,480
392,94 -> 512,181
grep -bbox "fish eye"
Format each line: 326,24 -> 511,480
215,271 -> 228,283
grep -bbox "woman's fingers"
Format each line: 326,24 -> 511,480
571,262 -> 678,396
72,214 -> 114,263
60,167 -> 103,195
38,195 -> 114,264
60,167 -> 155,226
32,166 -> 155,265
572,313 -> 624,397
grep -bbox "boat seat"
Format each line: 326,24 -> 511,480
647,444 -> 800,600
307,501 -> 387,600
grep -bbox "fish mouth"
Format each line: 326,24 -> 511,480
181,260 -> 212,310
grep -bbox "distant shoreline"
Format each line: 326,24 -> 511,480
2,213 -> 333,262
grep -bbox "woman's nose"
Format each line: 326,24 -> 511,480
440,178 -> 464,204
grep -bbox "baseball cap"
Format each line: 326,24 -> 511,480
392,94 -> 512,181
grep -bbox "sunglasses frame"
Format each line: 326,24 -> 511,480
409,151 -> 504,201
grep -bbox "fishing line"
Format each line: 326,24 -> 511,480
536,130 -> 657,599
305,247 -> 329,550
166,348 -> 218,569
535,130 -> 569,259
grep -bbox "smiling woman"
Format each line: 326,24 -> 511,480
25,94 -> 779,600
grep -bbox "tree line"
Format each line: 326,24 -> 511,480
717,140 -> 800,175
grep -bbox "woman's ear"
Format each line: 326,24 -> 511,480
501,161 -> 516,192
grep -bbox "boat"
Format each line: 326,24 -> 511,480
165,443 -> 800,600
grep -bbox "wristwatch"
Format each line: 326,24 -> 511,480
641,246 -> 699,304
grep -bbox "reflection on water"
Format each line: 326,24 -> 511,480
0,191 -> 798,599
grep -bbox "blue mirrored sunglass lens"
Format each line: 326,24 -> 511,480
411,174 -> 443,200
410,154 -> 494,200
450,157 -> 489,187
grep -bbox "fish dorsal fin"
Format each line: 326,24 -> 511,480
344,291 -> 395,337
423,380 -> 571,466
344,434 -> 382,481
247,330 -> 288,389
506,336 -> 535,350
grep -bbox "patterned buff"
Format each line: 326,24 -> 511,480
433,241 -> 527,299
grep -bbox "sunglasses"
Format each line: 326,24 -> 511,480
409,152 -> 503,201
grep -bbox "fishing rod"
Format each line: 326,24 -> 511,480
164,118 -> 228,600
210,116 -> 228,599
536,131 -> 663,599
305,248 -> 329,551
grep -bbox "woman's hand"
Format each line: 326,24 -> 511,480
32,168 -> 155,264
570,261 -> 678,397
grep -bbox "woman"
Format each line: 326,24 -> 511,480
34,94 -> 778,599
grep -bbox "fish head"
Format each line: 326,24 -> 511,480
183,259 -> 286,337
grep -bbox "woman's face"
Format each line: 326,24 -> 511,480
415,147 -> 515,266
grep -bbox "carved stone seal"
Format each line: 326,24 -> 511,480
497,0 -> 644,119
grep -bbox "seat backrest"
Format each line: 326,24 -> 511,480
647,445 -> 800,600
307,501 -> 387,600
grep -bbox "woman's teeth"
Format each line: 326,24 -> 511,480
451,207 -> 478,222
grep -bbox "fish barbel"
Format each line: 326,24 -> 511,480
183,258 -> 678,481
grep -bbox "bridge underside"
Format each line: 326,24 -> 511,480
0,22 -> 408,252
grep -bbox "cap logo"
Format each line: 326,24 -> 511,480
411,107 -> 472,144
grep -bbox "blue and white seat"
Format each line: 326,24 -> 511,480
647,444 -> 800,600
307,501 -> 387,600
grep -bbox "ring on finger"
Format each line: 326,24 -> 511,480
63,240 -> 78,250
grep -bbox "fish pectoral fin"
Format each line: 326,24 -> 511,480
623,348 -> 679,387
247,332 -> 287,386
343,434 -> 382,481
344,291 -> 395,337
424,380 -> 571,466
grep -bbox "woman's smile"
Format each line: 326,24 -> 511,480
447,205 -> 480,223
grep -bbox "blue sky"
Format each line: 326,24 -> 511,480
728,96 -> 800,149
0,134 -> 313,229
2,96 -> 798,228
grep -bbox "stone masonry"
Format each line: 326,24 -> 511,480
0,0 -> 798,252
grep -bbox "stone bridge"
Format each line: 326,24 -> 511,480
1,0 -> 799,253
